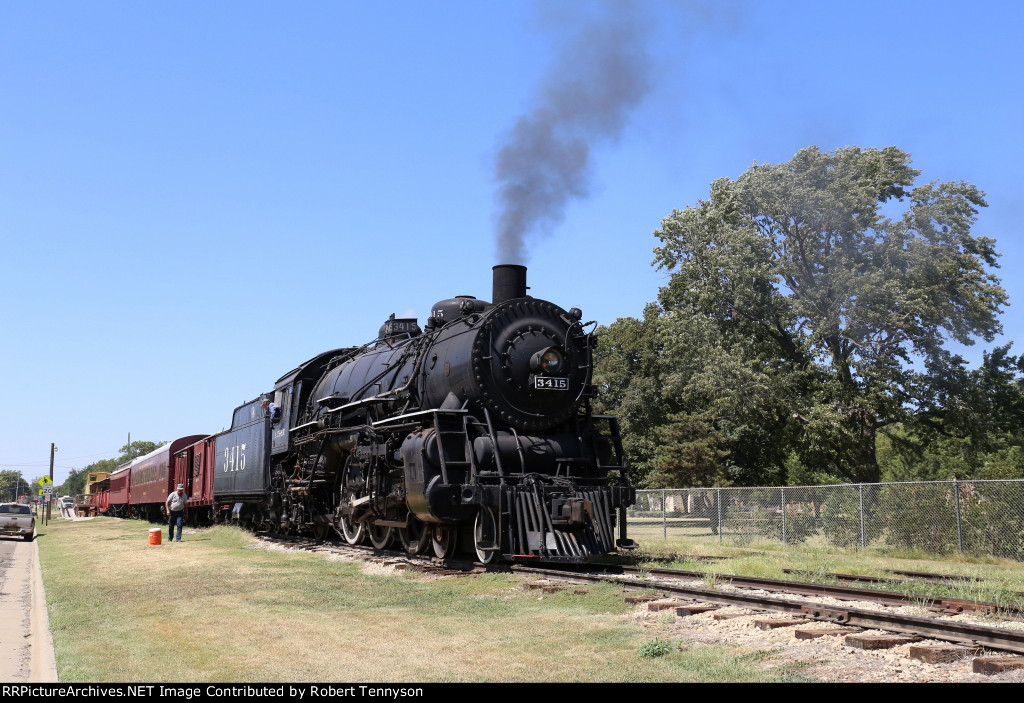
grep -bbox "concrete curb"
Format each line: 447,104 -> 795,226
28,538 -> 59,682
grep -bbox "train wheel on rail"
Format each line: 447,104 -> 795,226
474,506 -> 500,564
431,525 -> 458,559
339,514 -> 365,545
312,522 -> 331,544
368,523 -> 395,550
398,519 -> 431,555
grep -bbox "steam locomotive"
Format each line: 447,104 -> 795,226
99,266 -> 636,563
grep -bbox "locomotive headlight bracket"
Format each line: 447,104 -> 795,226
530,346 -> 565,375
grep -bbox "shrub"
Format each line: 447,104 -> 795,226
637,639 -> 675,658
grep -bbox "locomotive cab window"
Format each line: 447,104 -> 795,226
273,387 -> 291,424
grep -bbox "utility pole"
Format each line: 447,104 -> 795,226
47,443 -> 56,524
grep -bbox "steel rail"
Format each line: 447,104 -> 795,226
885,569 -> 985,583
782,568 -> 898,585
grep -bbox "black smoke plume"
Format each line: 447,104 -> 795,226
493,4 -> 653,264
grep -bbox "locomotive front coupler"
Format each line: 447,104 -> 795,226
549,497 -> 588,528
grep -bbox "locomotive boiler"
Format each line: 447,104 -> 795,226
212,265 -> 635,562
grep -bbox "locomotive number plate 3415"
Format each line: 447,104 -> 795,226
534,377 -> 569,390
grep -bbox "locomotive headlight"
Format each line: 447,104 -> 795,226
531,346 -> 564,374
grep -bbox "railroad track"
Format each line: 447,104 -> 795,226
510,564 -> 1024,656
780,568 -> 1024,604
254,533 -> 1024,665
613,565 -> 1024,618
251,532 -> 483,575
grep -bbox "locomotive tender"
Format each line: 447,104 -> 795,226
106,266 -> 636,563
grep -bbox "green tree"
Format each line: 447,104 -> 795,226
0,470 -> 31,502
876,343 -> 1024,481
593,305 -> 668,486
594,305 -> 796,487
58,467 -> 90,498
118,440 -> 161,461
651,311 -> 796,486
651,145 -> 1006,484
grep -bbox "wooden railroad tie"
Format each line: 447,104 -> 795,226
972,657 -> 1024,675
675,605 -> 719,616
647,600 -> 685,611
844,634 -> 923,650
522,583 -> 566,594
753,618 -> 811,630
908,645 -> 981,664
794,627 -> 863,640
713,611 -> 750,621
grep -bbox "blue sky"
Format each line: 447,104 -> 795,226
2,1 -> 1021,485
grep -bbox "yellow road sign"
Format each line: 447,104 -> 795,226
38,476 -> 52,486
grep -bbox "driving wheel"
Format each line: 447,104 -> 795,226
431,525 -> 458,559
368,523 -> 395,550
339,513 -> 365,545
398,519 -> 431,555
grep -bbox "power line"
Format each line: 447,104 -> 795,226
0,463 -> 113,469
0,451 -> 124,467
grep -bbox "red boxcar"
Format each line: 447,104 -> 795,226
127,435 -> 208,520
172,434 -> 220,521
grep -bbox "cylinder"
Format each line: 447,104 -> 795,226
149,528 -> 162,545
492,265 -> 527,304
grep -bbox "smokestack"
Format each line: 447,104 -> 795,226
492,264 -> 527,304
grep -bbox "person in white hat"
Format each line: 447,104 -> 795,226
165,483 -> 189,542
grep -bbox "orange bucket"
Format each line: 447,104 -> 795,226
149,528 -> 162,545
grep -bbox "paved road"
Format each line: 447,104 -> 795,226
0,523 -> 60,681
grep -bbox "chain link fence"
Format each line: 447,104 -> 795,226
627,479 -> 1024,561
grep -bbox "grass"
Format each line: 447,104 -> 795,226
700,571 -> 720,590
36,517 -> 812,683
